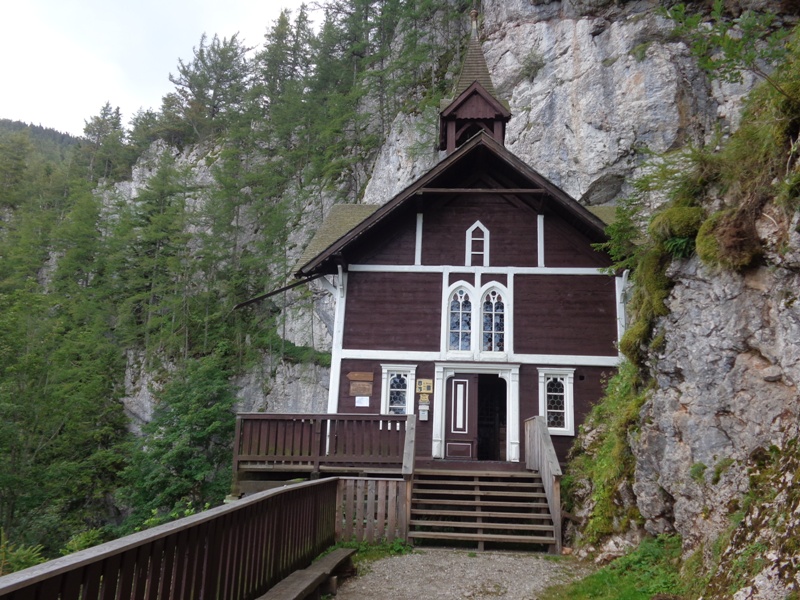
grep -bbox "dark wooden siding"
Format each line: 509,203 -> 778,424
421,196 -> 538,267
456,92 -> 498,119
449,272 -> 475,286
543,213 -> 612,268
483,273 -> 507,286
343,272 -> 441,351
514,275 -> 617,356
338,359 -> 434,458
352,212 -> 418,265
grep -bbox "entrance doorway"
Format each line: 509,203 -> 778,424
444,373 -> 507,461
433,363 -> 520,462
477,374 -> 506,460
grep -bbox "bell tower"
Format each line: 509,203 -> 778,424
438,9 -> 511,154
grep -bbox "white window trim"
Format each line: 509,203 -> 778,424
465,221 -> 490,267
538,368 -> 575,436
442,280 -> 511,360
415,213 -> 423,265
537,214 -> 545,267
380,364 -> 417,415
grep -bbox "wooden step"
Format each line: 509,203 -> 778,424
414,469 -> 539,478
407,531 -> 556,544
410,508 -> 553,520
412,489 -> 547,499
412,479 -> 544,489
411,498 -> 549,509
409,520 -> 555,532
408,468 -> 556,549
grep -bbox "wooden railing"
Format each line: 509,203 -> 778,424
525,416 -> 563,553
234,414 -> 416,480
0,479 -> 338,600
336,477 -> 408,543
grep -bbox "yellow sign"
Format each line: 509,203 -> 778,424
416,379 -> 433,394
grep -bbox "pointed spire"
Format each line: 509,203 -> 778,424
438,4 -> 511,153
452,7 -> 497,99
470,7 -> 479,38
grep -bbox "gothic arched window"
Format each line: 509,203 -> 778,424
449,288 -> 472,351
482,289 -> 504,352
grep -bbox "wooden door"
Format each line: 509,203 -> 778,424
444,374 -> 479,460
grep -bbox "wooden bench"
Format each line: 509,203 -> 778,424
257,548 -> 357,600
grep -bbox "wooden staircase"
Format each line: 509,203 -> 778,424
407,468 -> 557,551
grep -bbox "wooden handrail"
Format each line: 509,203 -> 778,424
525,416 -> 562,554
0,479 -> 338,600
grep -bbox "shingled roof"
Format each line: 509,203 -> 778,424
587,205 -> 616,226
455,31 -> 497,98
295,204 -> 379,270
441,9 -> 507,111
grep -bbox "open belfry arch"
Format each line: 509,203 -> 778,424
293,7 -> 623,466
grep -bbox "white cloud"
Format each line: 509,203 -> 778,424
0,0 -> 315,136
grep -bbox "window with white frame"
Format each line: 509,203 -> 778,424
466,221 -> 490,267
538,369 -> 575,435
449,288 -> 472,351
482,289 -> 504,352
442,282 -> 510,359
380,365 -> 416,415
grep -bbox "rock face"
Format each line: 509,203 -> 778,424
364,0 -> 760,210
234,359 -> 329,414
633,258 -> 800,546
627,202 -> 800,594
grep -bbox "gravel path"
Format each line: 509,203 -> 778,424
335,548 -> 593,600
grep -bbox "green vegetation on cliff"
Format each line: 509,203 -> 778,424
564,8 -> 800,598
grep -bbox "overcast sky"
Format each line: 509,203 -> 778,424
1,0 -> 316,137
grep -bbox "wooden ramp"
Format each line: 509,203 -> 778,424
407,469 -> 557,551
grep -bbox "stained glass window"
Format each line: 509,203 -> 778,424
388,372 -> 408,415
482,290 -> 504,352
449,289 -> 472,351
545,376 -> 566,428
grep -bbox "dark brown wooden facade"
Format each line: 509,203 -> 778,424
296,132 -> 623,465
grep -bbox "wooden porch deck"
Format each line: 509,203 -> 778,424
232,413 -> 416,495
232,413 -> 563,553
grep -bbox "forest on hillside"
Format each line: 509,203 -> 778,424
0,0 -> 471,563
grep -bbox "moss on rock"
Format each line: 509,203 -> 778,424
648,206 -> 705,241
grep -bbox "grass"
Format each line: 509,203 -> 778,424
563,361 -> 647,543
540,535 -> 685,600
324,539 -> 413,572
